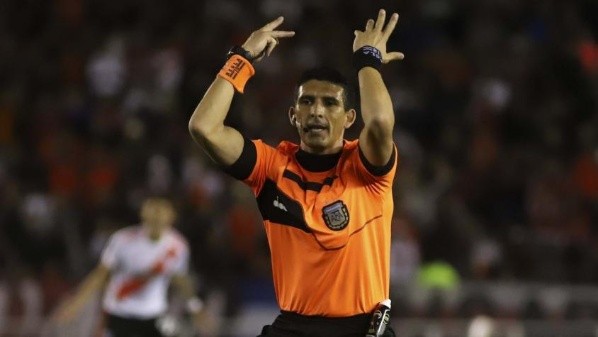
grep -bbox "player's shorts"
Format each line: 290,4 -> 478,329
105,313 -> 164,337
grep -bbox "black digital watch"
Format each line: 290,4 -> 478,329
227,45 -> 255,63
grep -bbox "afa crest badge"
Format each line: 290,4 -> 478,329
322,201 -> 350,231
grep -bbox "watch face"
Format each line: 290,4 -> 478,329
228,46 -> 252,62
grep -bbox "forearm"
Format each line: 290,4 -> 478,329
172,274 -> 205,314
171,274 -> 196,300
358,67 -> 395,138
68,265 -> 109,310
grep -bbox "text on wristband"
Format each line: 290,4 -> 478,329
226,58 -> 246,79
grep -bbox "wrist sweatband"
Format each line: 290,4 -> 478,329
353,45 -> 383,71
186,297 -> 204,313
218,54 -> 255,93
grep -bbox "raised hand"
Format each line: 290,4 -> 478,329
353,9 -> 404,64
242,16 -> 295,62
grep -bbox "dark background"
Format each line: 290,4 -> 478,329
0,0 -> 597,335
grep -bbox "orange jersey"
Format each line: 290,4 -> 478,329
228,139 -> 397,317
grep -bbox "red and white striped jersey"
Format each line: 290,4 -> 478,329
100,225 -> 189,318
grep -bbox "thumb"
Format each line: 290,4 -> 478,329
383,51 -> 405,63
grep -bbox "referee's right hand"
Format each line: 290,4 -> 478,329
241,16 -> 295,62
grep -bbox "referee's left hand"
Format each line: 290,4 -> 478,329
353,9 -> 405,63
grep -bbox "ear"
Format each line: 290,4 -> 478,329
344,108 -> 357,129
288,107 -> 297,127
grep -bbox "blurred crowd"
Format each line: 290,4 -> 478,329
0,0 -> 597,334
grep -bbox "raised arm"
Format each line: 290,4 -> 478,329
354,10 -> 404,166
188,17 -> 294,166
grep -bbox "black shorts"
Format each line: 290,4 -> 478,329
257,311 -> 396,337
105,313 -> 164,337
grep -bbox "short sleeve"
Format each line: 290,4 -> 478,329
222,136 -> 257,180
352,142 -> 398,193
241,140 -> 279,195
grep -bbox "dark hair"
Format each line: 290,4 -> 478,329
295,66 -> 356,110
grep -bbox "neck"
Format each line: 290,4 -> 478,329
144,226 -> 164,241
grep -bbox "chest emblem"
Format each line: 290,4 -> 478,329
322,200 -> 350,231
273,196 -> 288,212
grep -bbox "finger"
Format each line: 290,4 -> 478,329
261,16 -> 285,31
365,19 -> 374,31
254,50 -> 266,62
382,13 -> 399,41
374,9 -> 386,31
266,36 -> 278,56
382,51 -> 405,63
271,30 -> 295,38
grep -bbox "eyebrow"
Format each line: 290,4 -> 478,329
298,94 -> 340,102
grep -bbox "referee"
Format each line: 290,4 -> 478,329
189,8 -> 402,337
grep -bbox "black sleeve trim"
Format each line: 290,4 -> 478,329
222,137 -> 257,180
358,145 -> 396,177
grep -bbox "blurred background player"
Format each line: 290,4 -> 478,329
53,197 -> 207,337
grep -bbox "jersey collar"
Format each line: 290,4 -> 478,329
295,148 -> 342,172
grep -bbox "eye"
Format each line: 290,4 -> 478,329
298,97 -> 313,105
323,98 -> 339,107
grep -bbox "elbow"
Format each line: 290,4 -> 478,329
188,116 -> 225,149
188,118 -> 204,140
188,115 -> 213,143
367,115 -> 395,136
363,116 -> 394,143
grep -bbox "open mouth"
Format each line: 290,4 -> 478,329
303,124 -> 328,133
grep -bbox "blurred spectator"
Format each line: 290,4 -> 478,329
390,213 -> 421,288
0,264 -> 43,337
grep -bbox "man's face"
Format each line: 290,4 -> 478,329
289,80 -> 355,154
140,198 -> 176,240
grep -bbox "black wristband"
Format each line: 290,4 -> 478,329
353,46 -> 383,71
227,45 -> 255,63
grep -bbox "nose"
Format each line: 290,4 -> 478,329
310,100 -> 325,117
